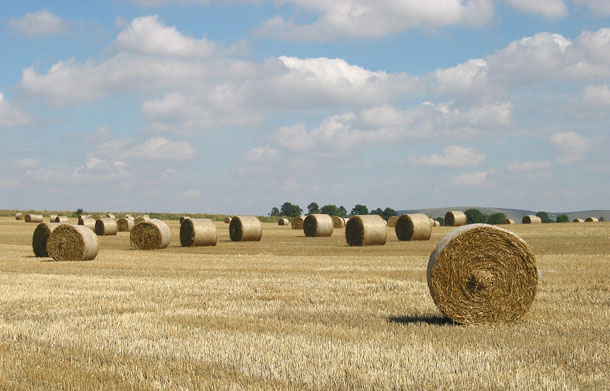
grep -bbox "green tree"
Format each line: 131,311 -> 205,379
434,217 -> 445,226
307,202 -> 319,214
338,206 -> 348,218
382,207 -> 397,221
486,212 -> 507,225
280,202 -> 302,218
600,217 -> 605,221
536,211 -> 553,223
269,207 -> 280,217
370,208 -> 384,216
75,208 -> 84,216
351,204 -> 368,216
320,204 -> 340,216
465,209 -> 488,224
556,214 -> 570,223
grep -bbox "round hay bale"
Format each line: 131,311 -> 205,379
427,224 -> 538,324
124,214 -> 134,219
291,216 -> 304,230
15,212 -> 24,220
50,215 -> 58,222
224,217 -> 232,224
95,218 -> 118,236
180,218 -> 217,247
433,220 -> 441,227
130,219 -> 171,250
502,218 -> 515,225
78,216 -> 96,231
395,213 -> 432,241
105,213 -> 116,219
332,216 -> 346,228
387,216 -> 399,228
179,216 -> 191,225
345,215 -> 387,246
117,217 -> 135,232
445,211 -> 467,227
32,222 -> 60,257
134,215 -> 151,225
25,214 -> 43,223
572,218 -> 584,223
229,216 -> 262,242
54,216 -> 69,223
585,217 -> 599,222
303,214 -> 334,237
278,218 -> 290,226
522,215 -> 542,224
47,224 -> 99,261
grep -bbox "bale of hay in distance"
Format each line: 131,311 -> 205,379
278,218 -> 289,226
332,216 -> 346,228
387,216 -> 399,228
32,222 -> 60,257
50,215 -> 58,222
572,218 -> 584,223
95,218 -> 118,236
427,224 -> 538,324
585,217 -> 599,222
134,215 -> 151,225
303,214 -> 334,237
46,224 -> 99,261
179,216 -> 191,225
54,216 -> 69,223
503,218 -> 515,225
130,219 -> 171,250
105,213 -> 116,219
522,215 -> 542,224
291,216 -> 304,230
433,220 -> 441,227
229,216 -> 262,242
15,212 -> 24,220
224,217 -> 232,224
345,215 -> 387,246
117,217 -> 135,232
445,211 -> 467,227
395,213 -> 432,241
78,216 -> 96,231
25,214 -> 43,223
180,218 -> 217,247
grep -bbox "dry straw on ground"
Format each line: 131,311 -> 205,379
32,222 -> 60,257
134,215 -> 151,225
573,218 -> 585,223
278,218 -> 290,226
78,216 -> 96,231
427,224 -> 538,324
585,217 -> 599,222
117,217 -> 135,232
25,214 -> 43,223
503,218 -> 515,224
522,215 -> 542,224
332,216 -> 346,228
229,216 -> 262,242
54,216 -> 69,223
15,212 -> 24,220
291,216 -> 304,230
395,213 -> 432,241
345,215 -> 387,246
303,214 -> 334,237
180,218 -> 217,247
46,224 -> 99,261
445,211 -> 467,226
130,219 -> 171,250
387,216 -> 398,228
95,218 -> 118,236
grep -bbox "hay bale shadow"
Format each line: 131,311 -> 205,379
388,315 -> 455,326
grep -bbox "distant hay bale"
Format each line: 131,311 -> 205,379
124,214 -> 134,219
522,215 -> 542,224
345,215 -> 387,246
433,220 -> 441,227
229,216 -> 262,242
15,212 -> 24,220
95,218 -> 118,236
585,217 -> 599,222
105,213 -> 116,219
32,222 -> 60,257
395,213 -> 432,241
130,219 -> 171,250
117,217 -> 135,232
134,215 -> 151,225
78,216 -> 96,231
25,214 -> 43,223
572,218 -> 584,223
427,224 -> 538,324
278,218 -> 290,226
445,211 -> 467,227
180,218 -> 217,247
47,224 -> 99,261
332,216 -> 346,228
387,216 -> 399,228
179,216 -> 191,225
50,215 -> 58,222
503,218 -> 515,225
224,217 -> 232,224
303,214 -> 334,237
54,216 -> 69,223
291,216 -> 304,230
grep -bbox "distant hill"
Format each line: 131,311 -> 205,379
397,206 -> 610,222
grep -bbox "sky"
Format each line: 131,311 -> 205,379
0,0 -> 609,215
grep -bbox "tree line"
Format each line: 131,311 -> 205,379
269,202 -> 397,220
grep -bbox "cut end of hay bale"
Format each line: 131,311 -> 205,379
180,218 -> 217,247
179,216 -> 191,225
46,224 -> 99,261
332,216 -> 346,228
445,211 -> 467,227
224,217 -> 232,224
387,216 -> 399,228
303,214 -> 334,237
130,219 -> 171,250
15,213 -> 24,220
78,216 -> 96,231
572,218 -> 584,223
522,215 -> 542,224
291,216 -> 304,230
117,217 -> 135,232
134,215 -> 151,225
278,218 -> 290,226
503,218 -> 515,225
395,213 -> 432,241
585,217 -> 599,222
427,224 -> 538,325
229,216 -> 262,242
95,218 -> 118,236
345,215 -> 387,246
32,222 -> 60,257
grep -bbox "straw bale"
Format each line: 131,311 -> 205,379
105,213 -> 116,219
522,215 -> 542,224
585,217 -> 599,222
54,216 -> 69,223
25,214 -> 43,223
503,218 -> 515,225
50,215 -> 58,222
117,217 -> 135,232
303,214 -> 334,237
332,216 -> 346,228
130,219 -> 171,250
135,215 -> 151,225
32,222 -> 60,257
386,216 -> 399,228
345,215 -> 387,246
224,217 -> 232,224
278,218 -> 290,226
95,218 -> 118,236
180,218 -> 217,247
427,224 -> 538,324
229,216 -> 262,242
433,220 -> 441,227
46,224 -> 99,261
179,216 -> 191,225
572,218 -> 584,223
395,213 -> 432,241
78,216 -> 96,231
15,212 -> 24,220
445,211 -> 467,227
291,216 -> 304,230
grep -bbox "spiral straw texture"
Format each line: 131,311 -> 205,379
130,219 -> 171,250
46,224 -> 99,261
32,222 -> 60,257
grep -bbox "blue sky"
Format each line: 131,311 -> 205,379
1,0 -> 609,215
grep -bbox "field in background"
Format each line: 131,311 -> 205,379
0,217 -> 608,390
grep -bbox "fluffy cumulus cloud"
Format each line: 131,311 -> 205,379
7,10 -> 70,37
584,83 -> 610,106
505,0 -> 567,19
409,145 -> 485,167
574,0 -> 610,16
0,93 -> 31,127
550,131 -> 589,164
72,156 -> 130,183
130,137 -> 195,160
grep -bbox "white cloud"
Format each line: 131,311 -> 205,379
550,131 -> 589,164
505,0 -> 567,19
409,145 -> 485,167
450,170 -> 493,186
434,58 -> 488,94
0,93 -> 31,127
507,160 -> 552,171
574,0 -> 610,16
8,10 -> 69,37
72,156 -> 130,183
15,158 -> 40,169
584,83 -> 610,106
246,146 -> 278,163
130,137 -> 195,160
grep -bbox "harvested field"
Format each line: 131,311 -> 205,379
0,217 -> 608,390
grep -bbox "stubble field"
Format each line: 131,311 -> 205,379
0,217 -> 608,390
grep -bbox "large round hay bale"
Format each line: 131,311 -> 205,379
332,216 -> 346,228
278,218 -> 289,226
395,213 -> 432,241
522,215 -> 542,224
134,215 -> 151,225
303,214 -> 334,237
291,216 -> 304,230
224,217 -> 232,224
130,219 -> 171,250
572,218 -> 584,223
46,224 -> 99,261
15,212 -> 24,220
78,216 -> 96,231
117,217 -> 135,232
229,216 -> 262,242
445,211 -> 467,227
95,218 -> 118,236
427,224 -> 538,324
585,217 -> 599,222
54,216 -> 69,223
345,215 -> 387,246
25,214 -> 43,223
49,215 -> 58,222
503,218 -> 515,225
387,216 -> 399,228
32,222 -> 60,257
180,218 -> 217,247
